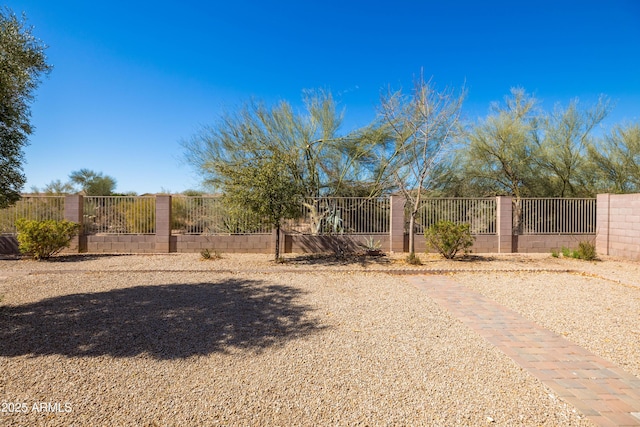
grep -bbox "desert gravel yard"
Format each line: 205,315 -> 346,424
1,253 -> 639,426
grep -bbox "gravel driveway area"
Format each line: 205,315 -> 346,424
1,252 -> 638,426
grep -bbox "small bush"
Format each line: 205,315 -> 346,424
405,252 -> 422,265
425,220 -> 475,260
200,248 -> 222,260
577,241 -> 597,261
556,242 -> 597,261
16,219 -> 80,260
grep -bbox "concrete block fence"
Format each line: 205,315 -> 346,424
596,193 -> 640,260
2,194 -> 638,260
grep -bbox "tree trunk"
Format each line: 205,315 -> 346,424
408,214 -> 415,255
274,223 -> 281,261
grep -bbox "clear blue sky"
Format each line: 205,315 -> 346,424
11,0 -> 640,194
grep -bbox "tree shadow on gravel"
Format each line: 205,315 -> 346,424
45,254 -> 134,262
285,252 -> 392,268
0,279 -> 326,359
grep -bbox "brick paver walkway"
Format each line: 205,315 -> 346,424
406,275 -> 640,427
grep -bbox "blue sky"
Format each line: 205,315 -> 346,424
10,0 -> 640,194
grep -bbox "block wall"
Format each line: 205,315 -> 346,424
172,234 -> 272,253
597,193 -> 640,260
85,235 -> 157,253
285,234 -> 390,254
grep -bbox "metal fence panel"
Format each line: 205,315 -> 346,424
0,196 -> 65,234
412,198 -> 497,235
285,197 -> 390,234
517,198 -> 596,235
171,196 -> 272,234
83,196 -> 156,234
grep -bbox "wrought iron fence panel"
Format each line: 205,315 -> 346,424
0,196 -> 65,234
83,196 -> 156,234
412,198 -> 497,235
286,197 -> 390,235
171,196 -> 271,234
517,198 -> 596,235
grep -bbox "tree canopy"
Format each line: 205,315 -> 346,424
438,89 -> 622,199
33,169 -> 118,195
69,169 -> 117,196
376,74 -> 465,255
183,82 -> 640,234
221,152 -> 303,259
182,90 -> 390,199
0,8 -> 51,207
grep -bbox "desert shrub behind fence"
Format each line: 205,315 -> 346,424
0,196 -> 65,234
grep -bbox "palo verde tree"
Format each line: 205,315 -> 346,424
455,90 -> 611,199
183,90 -> 392,236
376,73 -> 465,256
220,152 -> 303,260
0,8 -> 52,207
462,88 -> 540,200
459,88 -> 540,233
531,96 -> 610,197
183,90 -> 388,198
588,123 -> 640,193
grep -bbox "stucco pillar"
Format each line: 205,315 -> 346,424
64,195 -> 83,253
596,193 -> 610,256
389,195 -> 406,253
496,196 -> 513,253
155,195 -> 172,253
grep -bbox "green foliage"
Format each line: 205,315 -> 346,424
561,246 -> 573,258
551,249 -> 560,258
0,8 -> 52,208
69,169 -> 117,195
30,179 -> 75,195
377,73 -> 465,255
439,89 -> 612,199
221,153 -> 302,260
533,96 -> 609,197
557,242 -> 597,261
577,241 -> 597,261
405,252 -> 422,265
182,90 -> 391,199
462,88 -> 540,199
15,219 -> 80,260
200,248 -> 222,260
425,220 -> 475,260
588,124 -> 640,194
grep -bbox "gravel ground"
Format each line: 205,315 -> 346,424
1,252 -> 638,426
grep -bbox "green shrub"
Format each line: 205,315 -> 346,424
425,220 -> 475,260
577,241 -> 597,261
405,252 -> 422,265
557,242 -> 597,261
200,248 -> 222,260
16,219 -> 80,260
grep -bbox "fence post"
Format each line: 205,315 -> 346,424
155,195 -> 172,253
596,193 -> 610,256
389,195 -> 405,253
64,195 -> 83,253
496,196 -> 513,253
